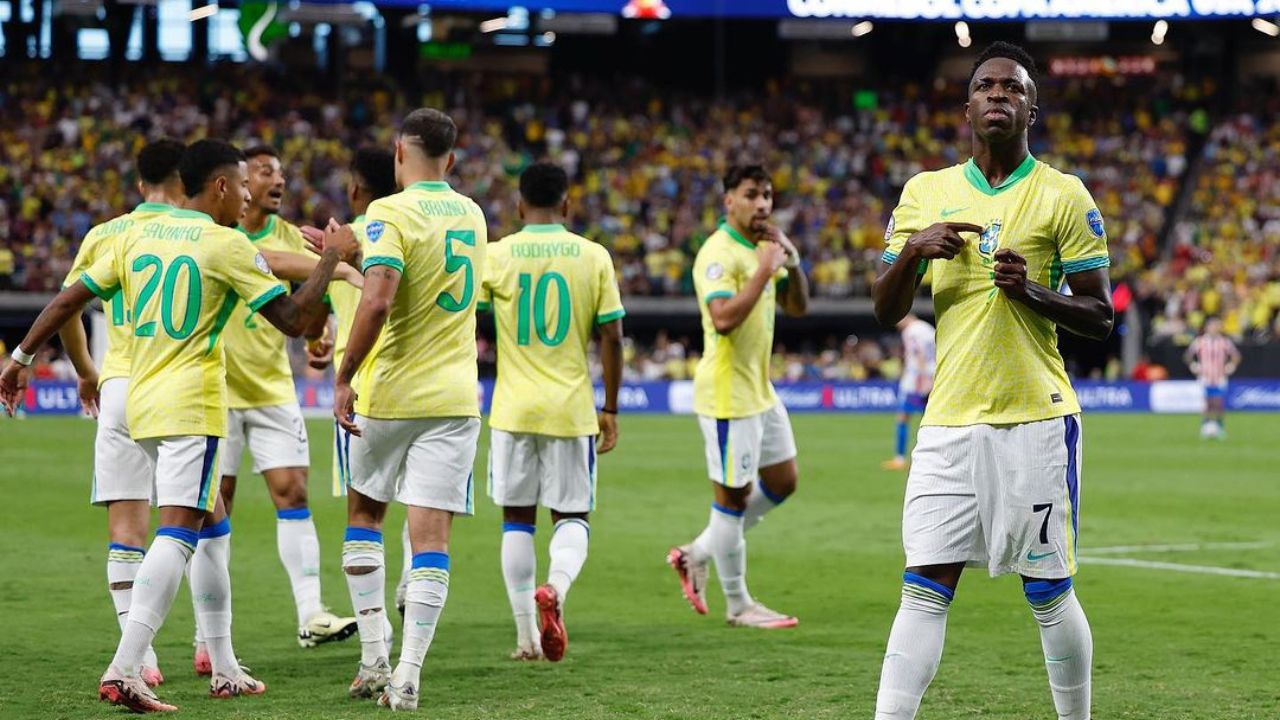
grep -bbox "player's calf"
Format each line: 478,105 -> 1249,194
875,571 -> 956,719
343,526 -> 390,668
1024,577 -> 1092,720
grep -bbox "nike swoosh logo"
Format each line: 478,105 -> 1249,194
1026,550 -> 1056,562
415,621 -> 435,627
357,589 -> 377,597
940,207 -> 968,218
1046,654 -> 1075,663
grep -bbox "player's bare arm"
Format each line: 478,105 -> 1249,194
0,281 -> 98,415
56,313 -> 100,417
260,249 -> 363,288
333,264 -> 400,435
760,225 -> 809,316
596,317 -> 623,454
256,242 -> 344,338
301,222 -> 363,269
707,241 -> 787,335
992,248 -> 1113,340
872,222 -> 982,326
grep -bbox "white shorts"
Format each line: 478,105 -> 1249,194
220,403 -> 310,476
347,416 -> 480,514
90,377 -> 155,505
697,403 -> 798,488
487,430 -> 597,513
902,414 -> 1082,579
136,435 -> 222,513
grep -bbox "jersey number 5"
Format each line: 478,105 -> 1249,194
132,254 -> 202,340
516,272 -> 570,347
436,230 -> 476,312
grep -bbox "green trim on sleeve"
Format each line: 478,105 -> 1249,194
881,250 -> 898,265
80,274 -> 118,300
363,256 -> 405,273
595,309 -> 626,325
247,284 -> 287,312
1062,255 -> 1111,274
703,290 -> 734,304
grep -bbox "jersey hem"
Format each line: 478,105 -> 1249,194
920,406 -> 1081,428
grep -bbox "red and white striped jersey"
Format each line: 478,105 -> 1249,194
1188,334 -> 1239,387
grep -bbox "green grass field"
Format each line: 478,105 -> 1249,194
1,413 -> 1278,719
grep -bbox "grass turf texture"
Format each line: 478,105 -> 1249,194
1,413 -> 1277,719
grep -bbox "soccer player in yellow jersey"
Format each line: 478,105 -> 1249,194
216,145 -> 357,650
0,139 -> 354,712
479,163 -> 624,662
667,165 -> 809,629
52,138 -> 187,690
870,43 -> 1113,720
332,108 -> 487,710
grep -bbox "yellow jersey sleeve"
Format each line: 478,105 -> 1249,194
1055,178 -> 1111,276
594,249 -> 624,324
211,234 -> 289,314
80,250 -> 122,300
882,178 -> 928,275
361,218 -> 405,275
692,239 -> 740,305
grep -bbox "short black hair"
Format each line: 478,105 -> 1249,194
179,139 -> 246,198
351,146 -> 396,201
970,41 -> 1039,85
241,144 -> 279,160
723,165 -> 771,192
519,162 -> 569,209
136,139 -> 186,186
400,108 -> 457,158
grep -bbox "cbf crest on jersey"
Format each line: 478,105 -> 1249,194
978,219 -> 1002,256
367,220 -> 385,243
1086,208 -> 1105,238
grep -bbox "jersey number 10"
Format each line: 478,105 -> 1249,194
516,272 -> 570,347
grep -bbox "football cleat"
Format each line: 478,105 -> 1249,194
99,667 -> 177,713
666,545 -> 709,615
727,601 -> 799,629
193,643 -> 212,677
509,646 -> 543,661
535,584 -> 567,662
209,670 -> 267,698
140,665 -> 165,689
298,609 -> 359,648
378,681 -> 418,711
349,659 -> 392,699
880,457 -> 908,471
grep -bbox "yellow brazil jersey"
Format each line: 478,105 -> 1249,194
63,202 -> 173,384
882,155 -> 1110,427
79,208 -> 287,440
479,224 -> 625,437
327,216 -> 369,371
692,224 -> 788,419
222,215 -> 306,409
355,181 -> 487,420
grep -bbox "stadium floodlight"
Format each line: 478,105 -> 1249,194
851,21 -> 873,37
1151,19 -> 1168,45
1253,18 -> 1280,37
955,20 -> 971,47
188,3 -> 218,21
479,16 -> 509,33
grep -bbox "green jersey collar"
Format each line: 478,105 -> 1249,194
524,223 -> 565,233
720,223 -> 755,250
353,214 -> 367,223
963,154 -> 1037,196
237,214 -> 276,242
169,208 -> 213,223
409,181 -> 450,192
135,202 -> 173,213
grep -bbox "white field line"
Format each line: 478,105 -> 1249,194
1079,557 -> 1280,580
1082,541 -> 1274,555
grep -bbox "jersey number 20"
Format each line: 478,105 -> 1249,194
132,254 -> 201,340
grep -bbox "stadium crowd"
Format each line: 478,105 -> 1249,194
2,64 -> 1205,306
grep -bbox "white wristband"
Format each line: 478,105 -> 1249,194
785,254 -> 801,269
11,346 -> 34,367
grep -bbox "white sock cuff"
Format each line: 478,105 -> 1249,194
406,580 -> 449,608
553,517 -> 590,536
197,610 -> 232,639
107,543 -> 146,584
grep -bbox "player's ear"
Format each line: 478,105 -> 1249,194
1028,103 -> 1039,128
445,151 -> 457,174
560,197 -> 569,220
517,199 -> 526,222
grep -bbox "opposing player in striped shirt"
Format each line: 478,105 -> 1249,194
1183,317 -> 1240,440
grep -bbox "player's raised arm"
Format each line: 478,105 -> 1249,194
0,281 -> 100,415
707,242 -> 786,335
762,225 -> 808,317
256,220 -> 352,337
260,248 -> 363,288
872,222 -> 980,327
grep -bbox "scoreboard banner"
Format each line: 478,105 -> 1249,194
19,379 -> 1280,417
406,0 -> 1276,20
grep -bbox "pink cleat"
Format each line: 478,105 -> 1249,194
666,545 -> 709,615
535,584 -> 568,662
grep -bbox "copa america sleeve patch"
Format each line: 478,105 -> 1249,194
254,252 -> 272,275
366,220 -> 385,243
706,262 -> 724,280
1085,209 -> 1104,238
884,216 -> 895,242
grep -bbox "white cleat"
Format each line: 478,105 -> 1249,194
378,681 -> 418,711
298,609 -> 359,648
99,666 -> 177,713
727,601 -> 799,629
509,645 -> 544,661
209,670 -> 267,698
349,659 -> 392,699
